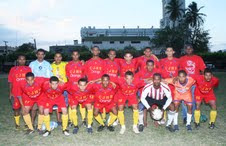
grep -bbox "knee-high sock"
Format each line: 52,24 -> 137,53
87,109 -> 93,128
68,107 -> 72,122
37,114 -> 44,130
138,110 -> 144,125
173,112 -> 178,125
118,110 -> 125,126
14,115 -> 20,126
101,108 -> 106,121
133,109 -> 139,125
62,114 -> 68,131
186,113 -> 192,126
94,114 -> 105,126
210,110 -> 217,124
43,115 -> 51,131
166,110 -> 175,126
79,104 -> 86,121
163,111 -> 167,121
23,114 -> 34,130
194,110 -> 201,124
108,112 -> 117,126
71,109 -> 78,126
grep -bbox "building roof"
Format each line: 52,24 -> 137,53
82,36 -> 151,42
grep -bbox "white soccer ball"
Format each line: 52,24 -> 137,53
41,121 -> 58,131
152,108 -> 163,121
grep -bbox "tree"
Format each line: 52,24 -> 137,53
16,43 -> 36,53
165,0 -> 184,27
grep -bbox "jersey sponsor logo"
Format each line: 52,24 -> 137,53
185,60 -> 196,74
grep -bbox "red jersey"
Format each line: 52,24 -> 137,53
135,68 -> 160,80
42,81 -> 67,100
179,55 -> 206,76
193,75 -> 219,95
104,58 -> 120,82
66,61 -> 85,82
160,57 -> 180,78
118,59 -> 137,77
135,55 -> 159,71
91,83 -> 117,104
84,58 -> 105,81
8,66 -> 31,94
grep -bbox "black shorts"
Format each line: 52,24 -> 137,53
145,97 -> 167,109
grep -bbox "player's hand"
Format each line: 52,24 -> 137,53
9,92 -> 13,100
110,82 -> 117,88
173,77 -> 179,84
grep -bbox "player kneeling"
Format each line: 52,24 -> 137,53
92,74 -> 118,132
42,76 -> 69,137
141,73 -> 176,132
193,68 -> 219,129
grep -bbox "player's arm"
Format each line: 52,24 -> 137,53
162,84 -> 173,110
17,85 -> 25,111
140,87 -> 151,109
8,68 -> 13,99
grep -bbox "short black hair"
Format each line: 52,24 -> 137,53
36,49 -> 46,54
17,54 -> 26,59
102,74 -> 110,80
50,76 -> 59,83
78,78 -> 88,84
108,49 -> 116,54
144,47 -> 152,51
91,46 -> 100,50
185,44 -> 193,49
204,68 -> 213,74
72,50 -> 79,54
124,51 -> 133,57
146,60 -> 154,65
153,73 -> 161,79
26,72 -> 34,78
178,70 -> 187,76
125,71 -> 134,77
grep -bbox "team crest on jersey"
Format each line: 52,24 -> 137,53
185,60 -> 195,74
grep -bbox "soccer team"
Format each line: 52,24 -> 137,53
8,45 -> 219,137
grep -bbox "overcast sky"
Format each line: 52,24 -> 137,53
0,0 -> 225,51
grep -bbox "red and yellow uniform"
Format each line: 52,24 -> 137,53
160,57 -> 180,78
135,55 -> 159,71
104,58 -> 120,82
8,66 -> 31,109
179,55 -> 206,76
66,61 -> 85,82
118,59 -> 137,77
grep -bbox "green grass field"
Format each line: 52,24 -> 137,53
0,73 -> 226,146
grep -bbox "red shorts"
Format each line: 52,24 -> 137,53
44,96 -> 67,113
116,92 -> 138,106
195,89 -> 216,103
68,95 -> 92,108
11,96 -> 21,110
94,102 -> 116,113
22,95 -> 45,107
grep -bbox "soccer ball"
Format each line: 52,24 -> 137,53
41,121 -> 58,131
151,108 -> 163,121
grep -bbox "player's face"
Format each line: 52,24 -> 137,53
17,56 -> 26,66
108,51 -> 116,60
54,54 -> 62,64
102,77 -> 110,87
153,76 -> 161,88
144,49 -> 152,57
78,81 -> 87,91
204,72 -> 212,82
36,51 -> 45,61
26,77 -> 35,86
124,53 -> 133,62
165,47 -> 174,57
146,62 -> 154,71
185,47 -> 193,55
92,47 -> 100,56
125,75 -> 134,84
178,73 -> 187,83
50,81 -> 59,90
72,52 -> 80,61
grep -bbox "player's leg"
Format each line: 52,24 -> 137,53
14,108 -> 21,130
37,105 -> 44,134
61,107 -> 70,135
173,101 -> 180,131
31,103 -> 38,127
22,106 -> 34,134
107,106 -> 118,132
194,102 -> 202,129
118,105 -> 126,134
70,105 -> 79,134
43,108 -> 51,137
94,107 -> 105,132
79,104 -> 87,127
165,103 -> 176,132
85,103 -> 93,133
138,102 -> 145,132
131,104 -> 139,134
56,109 -> 62,126
181,101 -> 187,124
186,103 -> 193,131
208,100 -> 217,129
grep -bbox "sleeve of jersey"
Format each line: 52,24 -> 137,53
140,86 -> 151,109
198,57 -> 206,71
162,85 -> 172,110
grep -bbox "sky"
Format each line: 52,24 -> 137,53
0,0 -> 225,51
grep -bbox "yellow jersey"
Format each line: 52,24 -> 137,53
51,61 -> 68,83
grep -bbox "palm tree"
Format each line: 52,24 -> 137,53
185,2 -> 206,29
165,0 -> 184,28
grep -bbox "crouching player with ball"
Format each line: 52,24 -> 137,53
42,76 -> 69,137
140,73 -> 176,132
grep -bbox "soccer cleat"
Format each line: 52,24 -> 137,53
43,130 -> 51,137
15,125 -> 20,130
87,127 -> 93,134
133,125 -> 140,134
119,125 -> 126,134
23,125 -> 29,131
73,126 -> 79,134
107,126 -> 115,132
97,125 -> 105,132
68,121 -> 73,127
195,123 -> 200,129
174,125 -> 179,131
183,118 -> 187,125
186,125 -> 192,131
166,126 -> 175,132
37,129 -> 44,135
209,122 -> 215,129
63,129 -> 70,136
82,120 -> 87,127
33,125 -> 38,130
112,119 -> 118,127
25,129 -> 35,135
57,122 -> 62,127
138,124 -> 144,132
